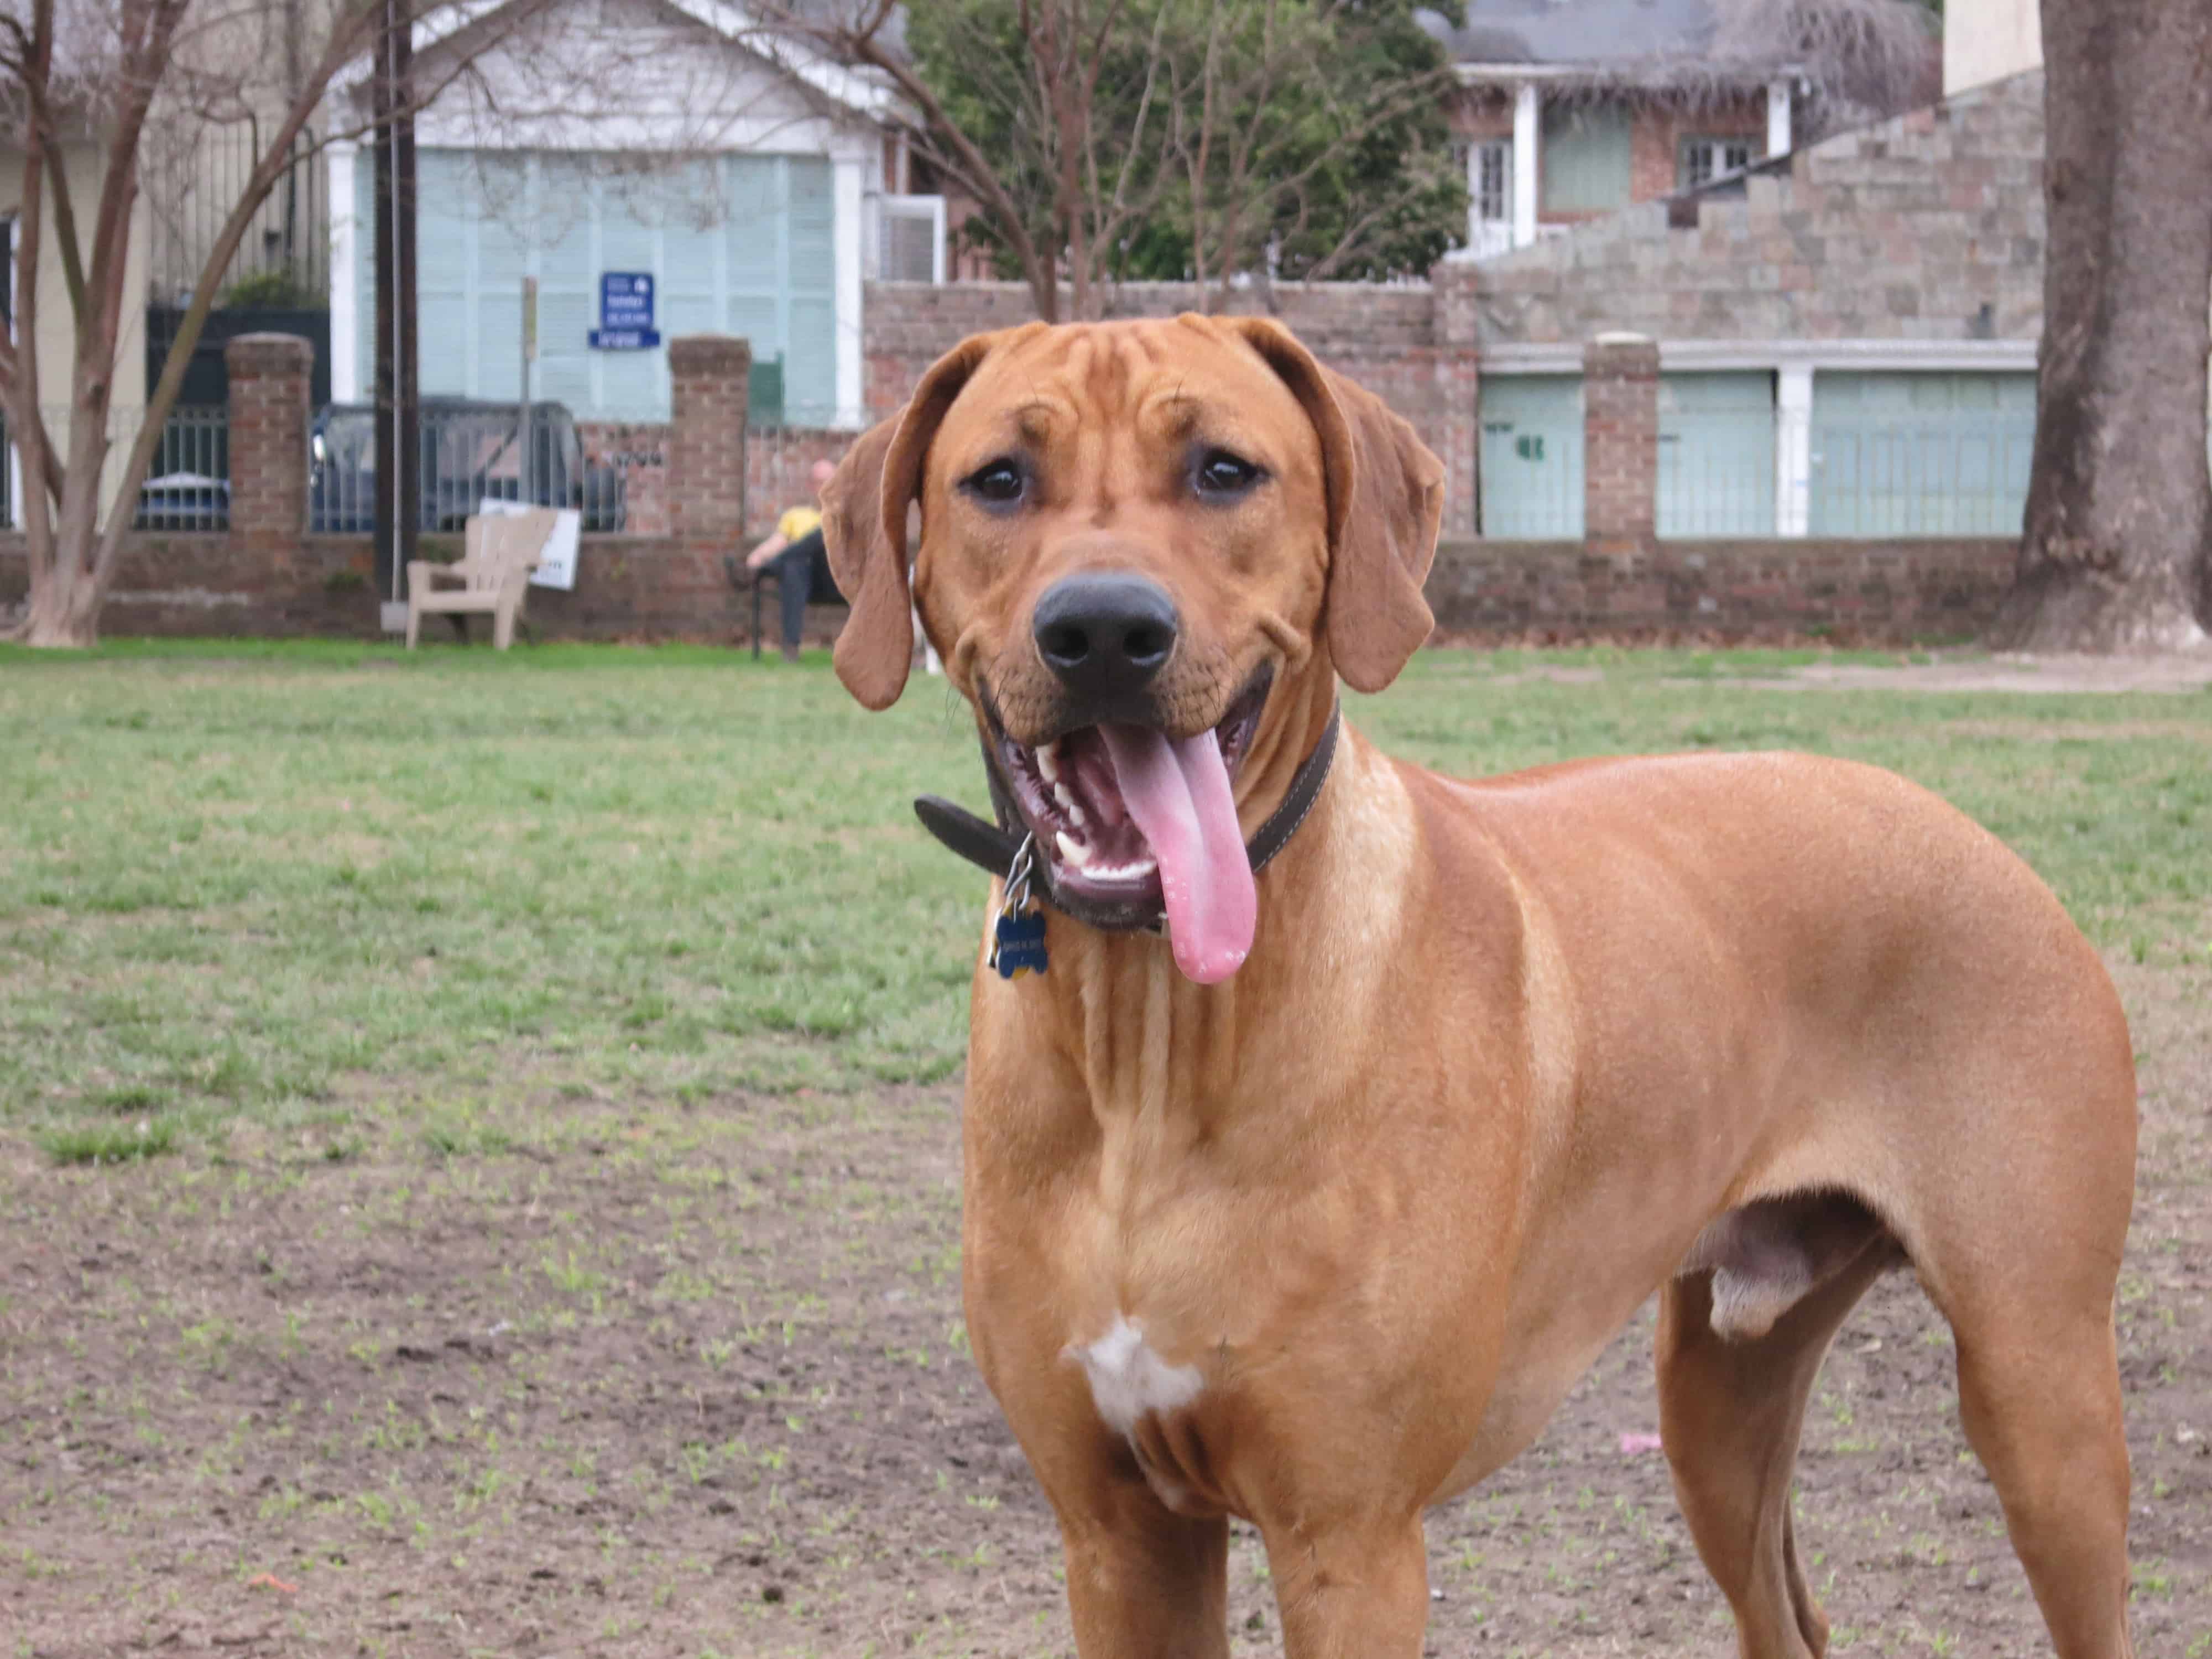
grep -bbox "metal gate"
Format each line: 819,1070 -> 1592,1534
1479,375 -> 1584,538
1809,372 -> 2036,536
1657,372 -> 1776,538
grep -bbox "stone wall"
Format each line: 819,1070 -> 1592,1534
1473,73 -> 2047,346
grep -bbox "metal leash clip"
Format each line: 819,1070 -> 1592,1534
989,832 -> 1050,980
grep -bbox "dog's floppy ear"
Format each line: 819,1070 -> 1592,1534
1224,317 -> 1444,693
823,328 -> 1026,709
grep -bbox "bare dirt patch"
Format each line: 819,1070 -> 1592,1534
1719,651 -> 2212,696
5,962 -> 2206,1658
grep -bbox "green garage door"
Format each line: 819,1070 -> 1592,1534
356,150 -> 837,424
1657,372 -> 1775,538
1479,375 -> 1584,538
1809,372 -> 2035,536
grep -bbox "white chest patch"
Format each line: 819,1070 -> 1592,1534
1070,1314 -> 1203,1436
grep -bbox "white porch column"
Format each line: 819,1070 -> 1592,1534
1464,140 -> 1482,251
1512,82 -> 1540,249
1776,362 -> 1814,536
1766,78 -> 1793,161
328,140 -> 359,403
832,152 -> 865,429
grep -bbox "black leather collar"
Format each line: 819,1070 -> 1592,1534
914,704 -> 1342,933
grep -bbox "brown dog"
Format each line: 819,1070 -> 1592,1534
821,317 -> 2137,1658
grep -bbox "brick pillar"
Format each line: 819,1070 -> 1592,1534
1583,331 -> 1659,554
668,335 -> 750,546
225,332 -> 311,554
1432,258 -> 1481,539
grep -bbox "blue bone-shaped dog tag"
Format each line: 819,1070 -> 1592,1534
992,908 -> 1049,980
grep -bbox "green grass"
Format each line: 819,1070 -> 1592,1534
3,639 -> 2208,1154
35,1116 -> 179,1165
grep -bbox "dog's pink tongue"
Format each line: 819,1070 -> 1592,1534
1098,723 -> 1256,984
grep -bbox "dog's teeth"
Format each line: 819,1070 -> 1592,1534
1068,803 -> 1087,828
1037,743 -> 1061,784
1055,830 -> 1092,866
1090,858 -> 1159,881
1053,781 -> 1076,810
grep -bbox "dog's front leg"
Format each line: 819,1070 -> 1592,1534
1055,1473 -> 1230,1659
1261,1510 -> 1430,1658
971,1294 -> 1231,1655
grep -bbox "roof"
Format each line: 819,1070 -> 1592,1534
1416,0 -> 1794,79
1418,0 -> 1721,64
330,0 -> 904,121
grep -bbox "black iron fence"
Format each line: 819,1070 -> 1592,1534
11,405 -> 232,533
145,123 -> 327,305
310,401 -> 628,534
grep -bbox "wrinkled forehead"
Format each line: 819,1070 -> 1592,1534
931,319 -> 1318,478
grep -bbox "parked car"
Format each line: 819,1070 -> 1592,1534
309,398 -> 625,534
137,471 -> 232,531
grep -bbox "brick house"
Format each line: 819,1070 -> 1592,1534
1431,0 -> 1802,260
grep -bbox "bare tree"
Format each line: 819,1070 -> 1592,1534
1160,0 -> 1462,309
0,0 -> 517,645
3,0 -> 831,646
1708,0 -> 1940,138
1995,0 -> 2212,651
755,0 -> 1175,322
762,0 -> 1462,322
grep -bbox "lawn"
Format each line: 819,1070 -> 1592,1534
2,640 -> 2207,1657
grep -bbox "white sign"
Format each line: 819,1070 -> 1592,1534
478,499 -> 585,591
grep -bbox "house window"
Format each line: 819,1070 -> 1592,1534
1679,135 -> 1756,191
1540,103 -> 1632,213
357,150 -> 839,426
1473,139 -> 1512,224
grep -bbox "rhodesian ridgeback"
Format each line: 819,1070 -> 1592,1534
820,317 -> 2137,1658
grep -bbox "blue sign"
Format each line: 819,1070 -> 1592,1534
589,272 -> 660,351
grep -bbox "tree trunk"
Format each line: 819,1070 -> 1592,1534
12,414 -> 117,648
1997,0 -> 2212,651
16,564 -> 103,646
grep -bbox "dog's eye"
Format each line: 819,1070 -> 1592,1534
1194,450 -> 1263,498
963,460 -> 1026,506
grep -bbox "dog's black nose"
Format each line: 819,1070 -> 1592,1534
1032,572 -> 1180,701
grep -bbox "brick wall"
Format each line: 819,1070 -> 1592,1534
667,336 -> 750,545
226,334 -> 311,552
1424,536 -> 2016,643
748,428 -> 852,539
0,532 -> 809,644
863,279 -> 1475,533
577,421 -> 858,541
1583,332 -> 1660,551
577,420 -> 670,536
0,528 -> 2015,648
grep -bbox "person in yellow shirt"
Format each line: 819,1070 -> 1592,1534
745,458 -> 838,662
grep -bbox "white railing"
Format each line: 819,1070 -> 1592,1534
873,194 -> 946,284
